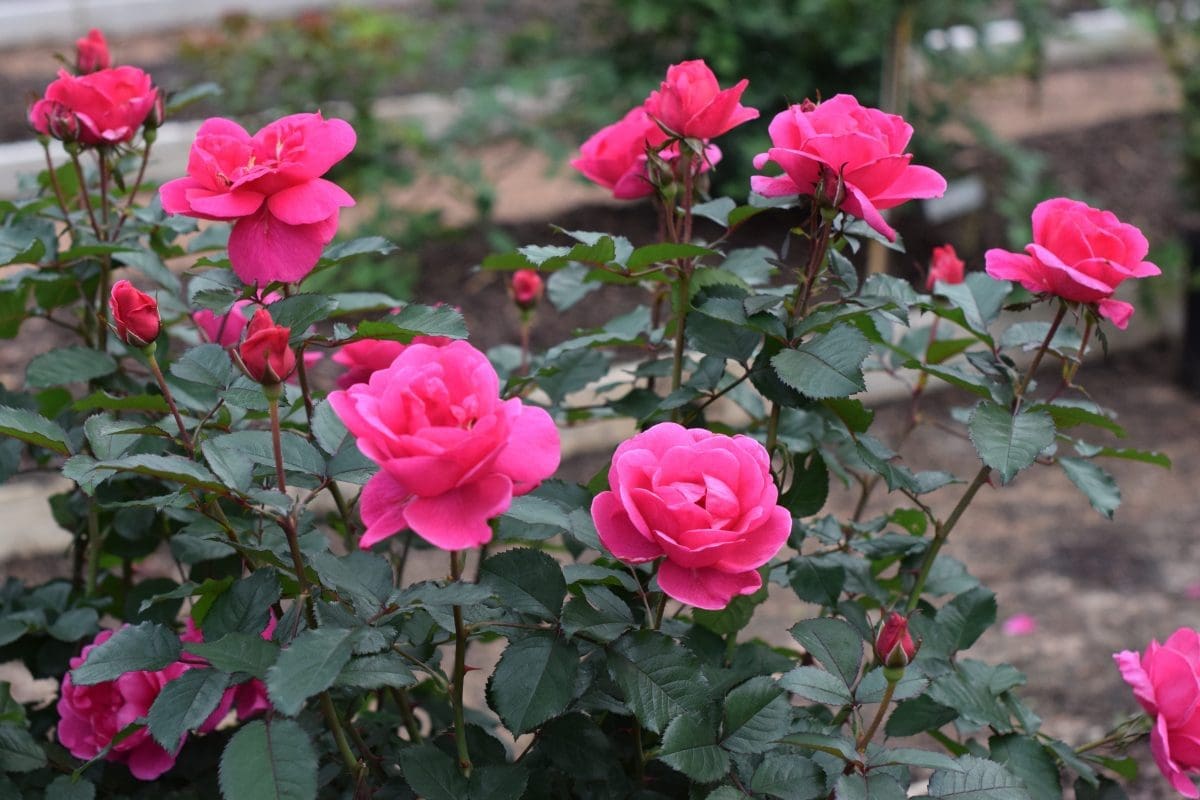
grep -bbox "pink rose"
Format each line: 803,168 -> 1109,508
571,106 -> 721,200
237,309 -> 296,385
511,269 -> 544,310
159,113 -> 356,286
926,243 -> 965,289
57,629 -> 185,780
29,66 -> 157,146
75,28 -> 111,74
590,422 -> 790,610
1116,628 -> 1200,797
328,340 -> 560,550
984,198 -> 1160,329
109,279 -> 160,347
751,94 -> 947,242
644,59 -> 759,140
332,336 -> 450,390
874,612 -> 917,668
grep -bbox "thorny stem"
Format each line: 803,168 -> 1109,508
856,677 -> 898,751
69,151 -> 101,238
450,550 -> 473,777
319,691 -> 365,783
391,688 -> 424,743
113,138 -> 153,238
146,352 -> 194,455
669,149 -> 696,401
84,501 -> 102,596
268,393 -> 310,599
652,594 -> 668,630
905,303 -> 1069,614
41,143 -> 74,228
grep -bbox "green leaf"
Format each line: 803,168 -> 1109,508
26,347 -> 117,388
265,294 -> 336,336
1058,457 -> 1120,519
1031,401 -> 1124,437
561,585 -> 634,642
627,242 -> 715,270
147,668 -> 230,750
749,753 -> 823,800
45,775 -> 95,800
722,676 -> 791,753
781,451 -> 828,517
692,198 -> 737,226
218,718 -> 317,800
1073,777 -> 1130,800
311,399 -> 348,455
789,617 -> 862,689
487,633 -> 578,734
884,695 -> 959,738
478,548 -> 566,620
772,324 -> 871,400
779,666 -> 853,705
1078,444 -> 1171,468
0,725 -> 46,772
71,454 -> 226,494
914,587 -> 997,659
171,344 -> 236,388
855,665 -> 928,704
203,571 -> 281,641
47,608 -> 99,642
310,551 -> 392,617
468,765 -> 529,800
72,622 -> 181,685
184,633 -> 279,679
398,743 -> 468,800
778,732 -> 861,762
266,626 -> 360,716
335,652 -> 416,690
607,631 -> 711,734
789,556 -> 846,607
657,714 -> 730,783
928,755 -> 1030,799
355,304 -> 467,341
926,660 -> 1024,732
990,735 -> 1061,800
968,402 -> 1055,484
872,747 -> 964,773
835,773 -> 908,800
0,405 -> 71,455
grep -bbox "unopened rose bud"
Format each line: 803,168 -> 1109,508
145,87 -> 166,131
926,243 -> 965,290
109,279 -> 160,347
30,100 -> 80,143
511,269 -> 544,311
238,309 -> 296,385
75,29 -> 111,74
874,611 -> 917,670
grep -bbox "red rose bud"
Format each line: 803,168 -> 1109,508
875,612 -> 917,669
75,29 -> 111,74
32,101 -> 81,143
109,279 -> 159,347
511,269 -> 544,310
145,87 -> 166,130
239,309 -> 296,385
926,243 -> 965,290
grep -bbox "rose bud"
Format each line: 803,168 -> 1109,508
874,612 -> 917,669
238,309 -> 296,385
75,29 -> 111,74
511,269 -> 544,311
144,87 -> 166,134
30,100 -> 80,143
926,244 -> 965,289
109,279 -> 160,347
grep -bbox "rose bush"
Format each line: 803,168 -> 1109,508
0,38 -> 1177,800
985,197 -> 1162,329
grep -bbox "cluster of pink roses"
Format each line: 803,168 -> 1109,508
58,622 -> 271,780
28,28 -> 160,147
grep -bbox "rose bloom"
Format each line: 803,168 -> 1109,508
159,113 -> 356,286
29,66 -> 157,146
75,29 -> 111,74
985,197 -> 1160,329
571,106 -> 721,200
926,243 -> 965,289
511,269 -> 544,310
644,59 -> 759,140
751,94 -> 946,242
332,336 -> 451,390
57,629 -> 186,780
238,308 -> 296,384
1116,628 -> 1200,797
328,340 -> 560,550
109,279 -> 159,347
591,422 -> 790,610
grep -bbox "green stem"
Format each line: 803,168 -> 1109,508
856,677 -> 898,751
449,550 -> 473,777
69,151 -> 101,238
652,594 -> 668,630
84,500 -> 102,596
904,304 -> 1068,614
319,691 -> 363,783
146,352 -> 193,455
41,143 -> 74,229
269,394 -> 309,597
670,266 -> 691,396
392,688 -> 423,743
113,138 -> 152,239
